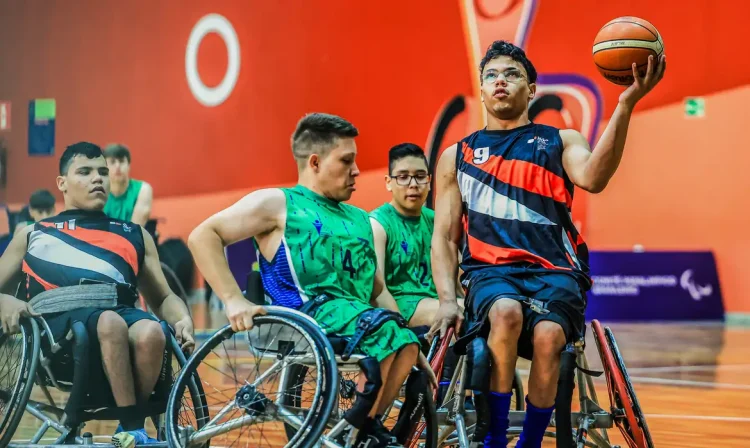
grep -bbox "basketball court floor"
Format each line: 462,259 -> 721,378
14,303 -> 750,447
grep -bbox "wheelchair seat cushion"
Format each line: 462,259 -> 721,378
312,298 -> 419,362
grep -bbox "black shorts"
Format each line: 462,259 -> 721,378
43,305 -> 157,397
454,266 -> 588,360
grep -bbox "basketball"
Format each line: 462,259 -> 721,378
593,16 -> 664,86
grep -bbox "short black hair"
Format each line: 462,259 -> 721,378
103,143 -> 131,163
59,142 -> 104,175
291,113 -> 359,165
479,40 -> 537,84
388,143 -> 428,173
29,189 -> 56,211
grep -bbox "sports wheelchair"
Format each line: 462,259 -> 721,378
0,315 -> 207,447
418,321 -> 654,448
166,266 -> 652,448
166,308 -> 653,448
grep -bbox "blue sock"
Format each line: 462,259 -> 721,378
515,396 -> 554,448
484,391 -> 512,448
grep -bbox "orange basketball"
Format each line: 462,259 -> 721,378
592,17 -> 664,86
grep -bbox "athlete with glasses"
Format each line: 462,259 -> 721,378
370,143 -> 464,329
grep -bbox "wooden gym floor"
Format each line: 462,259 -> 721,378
12,305 -> 750,447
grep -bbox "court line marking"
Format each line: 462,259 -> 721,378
626,363 -> 750,373
645,414 -> 750,423
517,369 -> 750,390
626,376 -> 750,390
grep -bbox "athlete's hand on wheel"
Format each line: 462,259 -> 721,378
619,54 -> 666,108
225,297 -> 267,333
428,300 -> 463,340
0,296 -> 40,335
174,317 -> 196,354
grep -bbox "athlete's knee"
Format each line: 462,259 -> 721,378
399,342 -> 419,362
532,321 -> 566,358
488,299 -> 523,334
132,320 -> 166,355
97,311 -> 128,343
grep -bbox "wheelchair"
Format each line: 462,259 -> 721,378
415,320 -> 654,448
0,315 -> 208,447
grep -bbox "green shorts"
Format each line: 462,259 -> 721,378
312,298 -> 419,362
394,295 -> 434,323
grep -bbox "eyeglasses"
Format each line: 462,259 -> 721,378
482,68 -> 526,84
390,173 -> 430,186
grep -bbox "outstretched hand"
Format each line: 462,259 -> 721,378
619,54 -> 666,108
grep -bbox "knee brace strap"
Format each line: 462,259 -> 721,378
342,308 -> 408,361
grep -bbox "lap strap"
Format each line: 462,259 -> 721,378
28,284 -> 119,315
342,308 -> 408,361
297,294 -> 335,316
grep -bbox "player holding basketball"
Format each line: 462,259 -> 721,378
430,40 -> 665,447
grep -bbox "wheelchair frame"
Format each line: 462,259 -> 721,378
165,306 -> 653,448
2,315 -> 205,448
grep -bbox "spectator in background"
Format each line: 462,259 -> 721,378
14,189 -> 56,235
103,144 -> 153,225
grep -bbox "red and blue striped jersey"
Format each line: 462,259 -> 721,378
456,123 -> 590,284
22,209 -> 145,300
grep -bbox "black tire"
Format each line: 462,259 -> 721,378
154,335 -> 209,442
606,327 -> 655,448
166,309 -> 338,448
0,318 -> 40,446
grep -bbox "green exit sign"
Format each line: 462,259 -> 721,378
684,97 -> 705,118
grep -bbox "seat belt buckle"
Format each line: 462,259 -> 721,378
525,298 -> 550,315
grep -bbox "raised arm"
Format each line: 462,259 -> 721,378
187,188 -> 286,331
429,145 -> 465,338
562,54 -> 666,193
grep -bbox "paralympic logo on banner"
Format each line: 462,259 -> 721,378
586,251 -> 723,321
591,270 -> 714,301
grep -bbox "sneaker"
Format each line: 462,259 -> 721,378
354,418 -> 402,448
113,426 -> 159,447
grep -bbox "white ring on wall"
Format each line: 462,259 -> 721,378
185,14 -> 240,107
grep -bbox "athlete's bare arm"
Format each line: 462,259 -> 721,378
370,218 -> 388,277
562,55 -> 666,193
188,188 -> 286,331
138,227 -> 195,352
130,181 -> 153,226
0,226 -> 39,334
369,218 -> 401,312
429,145 -> 465,338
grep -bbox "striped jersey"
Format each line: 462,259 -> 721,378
456,123 -> 590,285
22,209 -> 145,301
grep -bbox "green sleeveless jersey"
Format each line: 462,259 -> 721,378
256,185 -> 377,309
370,203 -> 437,301
104,179 -> 143,222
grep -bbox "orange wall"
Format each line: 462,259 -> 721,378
3,0 -> 750,313
587,85 -> 750,313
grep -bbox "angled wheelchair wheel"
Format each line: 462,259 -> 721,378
592,320 -> 653,448
154,334 -> 209,443
166,307 -> 338,447
0,319 -> 40,447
